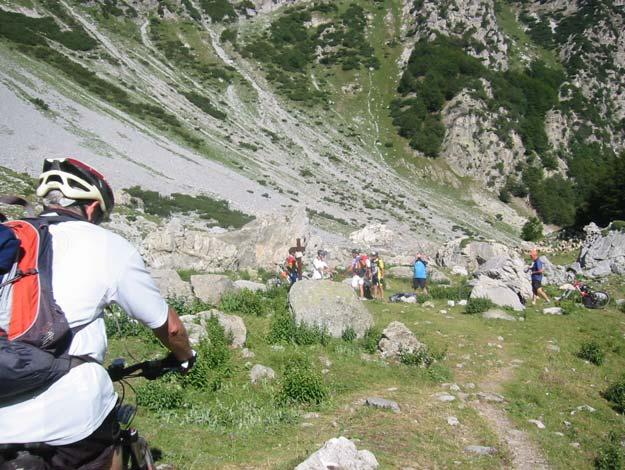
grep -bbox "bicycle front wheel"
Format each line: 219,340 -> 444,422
587,291 -> 610,309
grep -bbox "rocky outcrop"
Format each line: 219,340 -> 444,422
378,321 -> 427,360
436,239 -> 514,272
288,280 -> 373,338
473,256 -> 532,302
295,436 -> 379,470
191,274 -> 237,305
579,223 -> 625,277
150,269 -> 193,299
470,276 -> 524,311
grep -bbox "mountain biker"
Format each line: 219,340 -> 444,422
312,249 -> 331,280
529,248 -> 550,305
370,252 -> 385,300
0,158 -> 195,469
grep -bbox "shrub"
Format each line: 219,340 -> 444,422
219,290 -> 268,316
522,217 -> 543,241
278,355 -> 327,405
399,347 -> 433,367
464,297 -> 494,314
361,327 -> 381,354
603,376 -> 625,413
136,379 -> 184,411
595,432 -> 624,469
559,299 -> 578,315
341,327 -> 356,343
429,284 -> 472,301
577,341 -> 605,366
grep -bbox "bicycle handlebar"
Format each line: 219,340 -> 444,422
107,354 -> 186,382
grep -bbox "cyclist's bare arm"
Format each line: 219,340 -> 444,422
152,307 -> 193,361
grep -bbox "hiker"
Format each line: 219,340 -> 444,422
312,249 -> 332,280
529,248 -> 550,305
413,253 -> 429,296
0,158 -> 196,469
370,251 -> 385,300
350,249 -> 368,299
285,253 -> 298,285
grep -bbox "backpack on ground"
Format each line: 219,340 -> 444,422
0,203 -> 86,402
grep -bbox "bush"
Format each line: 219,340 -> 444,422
577,341 -> 605,366
267,309 -> 329,346
464,297 -> 494,314
136,379 -> 184,411
595,432 -> 624,469
399,347 -> 433,367
278,355 -> 327,405
219,290 -> 268,316
341,327 -> 356,343
603,376 -> 625,413
428,284 -> 472,301
361,327 -> 381,354
522,217 -> 543,241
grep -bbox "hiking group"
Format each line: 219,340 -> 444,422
349,250 -> 386,300
0,158 -> 196,469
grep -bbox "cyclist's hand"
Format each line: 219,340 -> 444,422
162,349 -> 197,374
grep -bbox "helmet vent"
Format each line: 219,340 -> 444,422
68,179 -> 89,191
47,175 -> 63,184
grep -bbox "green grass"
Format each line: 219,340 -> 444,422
104,272 -> 625,468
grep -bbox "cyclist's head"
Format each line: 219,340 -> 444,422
530,248 -> 538,260
36,157 -> 115,225
318,249 -> 327,258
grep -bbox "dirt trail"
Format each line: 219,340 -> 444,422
472,364 -> 550,469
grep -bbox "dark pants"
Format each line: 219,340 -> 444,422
1,409 -> 119,470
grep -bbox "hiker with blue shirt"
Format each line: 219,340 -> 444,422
413,253 -> 429,296
529,248 -> 550,305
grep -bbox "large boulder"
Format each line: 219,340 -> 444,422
191,274 -> 237,305
295,436 -> 379,470
234,280 -> 267,292
473,256 -> 532,302
150,269 -> 193,299
470,276 -> 524,311
540,256 -> 569,286
378,321 -> 427,360
180,309 -> 247,348
288,280 -> 373,338
436,239 -> 513,271
579,223 -> 625,277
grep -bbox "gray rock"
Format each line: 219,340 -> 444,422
433,392 -> 456,402
482,309 -> 516,321
543,307 -> 563,315
447,416 -> 459,426
295,436 -> 379,470
289,280 -> 373,338
437,239 -> 512,271
234,280 -> 267,292
477,392 -> 504,403
179,315 -> 204,345
528,419 -> 545,429
365,397 -> 400,413
250,364 -> 276,384
471,276 -> 524,311
195,309 -> 247,348
150,269 -> 193,299
430,268 -> 450,284
452,265 -> 469,276
191,274 -> 236,305
378,321 -> 427,360
579,225 -> 625,277
241,348 -> 255,358
473,256 -> 532,302
423,301 -> 435,308
465,445 -> 497,456
615,299 -> 625,306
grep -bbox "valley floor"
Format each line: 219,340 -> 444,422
109,276 -> 625,469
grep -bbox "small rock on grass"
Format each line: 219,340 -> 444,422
528,419 -> 546,429
295,436 -> 379,470
482,309 -> 516,321
465,445 -> 497,456
477,392 -> 505,403
447,416 -> 459,426
365,397 -> 400,413
433,392 -> 456,402
543,307 -> 563,315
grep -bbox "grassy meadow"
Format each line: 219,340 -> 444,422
107,272 -> 625,469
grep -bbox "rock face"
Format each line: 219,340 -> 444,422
378,321 -> 427,359
180,309 -> 247,348
142,207 -> 315,272
473,256 -> 532,302
295,436 -> 379,470
471,277 -> 524,311
150,269 -> 193,299
289,280 -> 373,338
190,274 -> 236,305
436,239 -> 513,272
579,224 -> 625,277
233,280 -> 267,292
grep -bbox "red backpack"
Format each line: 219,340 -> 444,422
0,214 -> 84,401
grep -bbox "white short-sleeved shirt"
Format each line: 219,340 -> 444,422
0,219 -> 168,445
312,258 -> 328,280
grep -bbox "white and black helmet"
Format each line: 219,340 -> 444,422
36,158 -> 115,217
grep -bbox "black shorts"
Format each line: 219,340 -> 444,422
413,278 -> 426,289
532,279 -> 542,294
372,274 -> 380,286
0,408 -> 120,470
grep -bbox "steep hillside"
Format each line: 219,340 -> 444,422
0,0 -> 623,242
